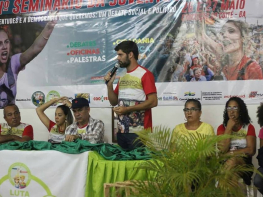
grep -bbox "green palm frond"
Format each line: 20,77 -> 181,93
131,126 -> 255,197
136,126 -> 172,151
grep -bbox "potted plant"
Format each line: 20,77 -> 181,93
118,126 -> 256,197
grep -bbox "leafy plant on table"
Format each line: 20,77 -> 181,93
119,126 -> 255,197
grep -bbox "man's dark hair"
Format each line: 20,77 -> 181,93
185,99 -> 202,110
257,103 -> 263,127
223,97 -> 251,127
114,41 -> 139,60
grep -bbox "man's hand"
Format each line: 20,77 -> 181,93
113,106 -> 128,115
65,135 -> 79,142
10,135 -> 20,141
104,72 -> 116,86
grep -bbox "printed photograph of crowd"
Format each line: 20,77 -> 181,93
154,17 -> 263,82
113,100 -> 145,142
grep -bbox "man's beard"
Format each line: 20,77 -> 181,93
119,57 -> 131,68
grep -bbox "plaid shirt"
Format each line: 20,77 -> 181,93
65,116 -> 104,144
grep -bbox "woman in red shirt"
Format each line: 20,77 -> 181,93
36,97 -> 73,143
217,97 -> 256,185
197,19 -> 263,80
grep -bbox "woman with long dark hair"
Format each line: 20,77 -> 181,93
36,97 -> 73,143
197,19 -> 263,80
217,97 -> 256,185
0,13 -> 57,108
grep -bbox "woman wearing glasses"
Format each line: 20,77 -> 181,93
172,99 -> 214,136
217,97 -> 256,185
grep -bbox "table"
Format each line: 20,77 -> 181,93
0,150 -> 89,197
86,151 -> 152,197
0,149 -> 152,197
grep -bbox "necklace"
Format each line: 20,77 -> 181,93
57,122 -> 66,134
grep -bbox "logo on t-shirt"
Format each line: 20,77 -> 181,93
114,99 -> 145,134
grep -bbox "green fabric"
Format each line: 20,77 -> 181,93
0,140 -> 153,197
86,151 -> 155,197
0,139 -> 151,160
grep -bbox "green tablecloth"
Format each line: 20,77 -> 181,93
0,140 -> 153,197
86,151 -> 153,197
0,139 -> 151,160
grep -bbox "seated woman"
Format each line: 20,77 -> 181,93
173,99 -> 214,137
217,97 -> 256,185
254,103 -> 263,194
36,97 -> 73,143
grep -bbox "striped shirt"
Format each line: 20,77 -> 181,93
65,116 -> 104,144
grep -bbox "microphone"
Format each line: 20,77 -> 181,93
106,63 -> 120,84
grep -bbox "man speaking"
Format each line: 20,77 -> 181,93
104,41 -> 157,150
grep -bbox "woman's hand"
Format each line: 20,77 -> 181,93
56,96 -> 67,102
42,11 -> 58,39
55,96 -> 72,108
226,118 -> 235,131
20,11 -> 59,67
226,115 -> 239,133
45,11 -> 58,31
63,99 -> 72,108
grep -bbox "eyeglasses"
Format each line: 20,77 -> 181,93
183,108 -> 200,113
226,106 -> 239,111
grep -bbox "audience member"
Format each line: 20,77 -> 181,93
36,96 -> 73,143
217,97 -> 256,186
190,68 -> 207,82
0,104 -> 33,143
172,99 -> 214,138
254,103 -> 263,194
189,55 -> 204,77
65,98 -> 104,144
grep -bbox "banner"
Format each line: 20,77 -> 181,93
0,0 -> 262,108
0,150 -> 89,197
